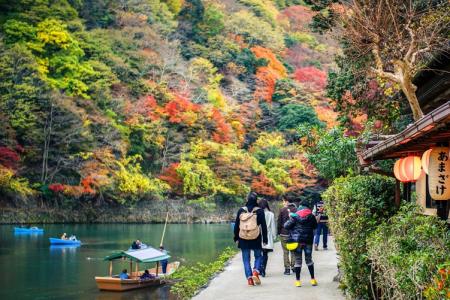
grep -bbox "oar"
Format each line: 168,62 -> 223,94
160,211 -> 169,247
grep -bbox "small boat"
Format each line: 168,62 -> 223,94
49,238 -> 81,245
95,247 -> 180,292
14,227 -> 44,233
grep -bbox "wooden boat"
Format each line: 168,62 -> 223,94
14,227 -> 44,233
95,247 -> 180,292
49,238 -> 81,245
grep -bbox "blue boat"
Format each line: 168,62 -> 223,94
14,227 -> 44,233
49,238 -> 81,245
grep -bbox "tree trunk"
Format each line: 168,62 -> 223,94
397,64 -> 424,121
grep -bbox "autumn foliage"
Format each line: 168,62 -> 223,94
251,46 -> 287,102
280,5 -> 314,31
211,108 -> 232,143
163,94 -> 201,125
294,67 -> 327,92
159,163 -> 183,193
251,174 -> 277,197
0,147 -> 20,169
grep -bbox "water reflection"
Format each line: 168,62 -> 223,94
0,224 -> 233,300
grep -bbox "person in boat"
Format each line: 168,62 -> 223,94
131,240 -> 140,249
119,269 -> 129,280
140,269 -> 154,280
69,235 -> 77,241
159,246 -> 169,274
136,239 -> 142,248
60,233 -> 68,240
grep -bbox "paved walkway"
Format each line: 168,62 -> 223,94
193,238 -> 343,300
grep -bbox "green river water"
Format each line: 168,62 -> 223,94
0,224 -> 234,300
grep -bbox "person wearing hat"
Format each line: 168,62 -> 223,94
284,201 -> 318,287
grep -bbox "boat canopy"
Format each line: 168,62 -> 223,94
104,247 -> 170,263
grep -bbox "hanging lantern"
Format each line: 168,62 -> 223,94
400,155 -> 422,182
394,158 -> 408,182
428,147 -> 450,200
421,149 -> 432,175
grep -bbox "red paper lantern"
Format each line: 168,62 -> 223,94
421,149 -> 432,175
400,156 -> 422,182
394,158 -> 408,182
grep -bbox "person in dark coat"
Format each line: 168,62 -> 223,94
284,202 -> 318,287
233,192 -> 268,286
277,196 -> 297,275
313,196 -> 329,250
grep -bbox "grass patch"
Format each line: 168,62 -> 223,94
170,247 -> 238,299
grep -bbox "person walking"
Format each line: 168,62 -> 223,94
313,196 -> 329,251
258,198 -> 276,277
277,196 -> 297,275
234,192 -> 268,286
284,201 -> 318,287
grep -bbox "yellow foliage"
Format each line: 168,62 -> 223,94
114,156 -> 169,197
0,167 -> 34,196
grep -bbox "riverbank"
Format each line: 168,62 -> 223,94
193,239 -> 343,300
0,200 -> 242,224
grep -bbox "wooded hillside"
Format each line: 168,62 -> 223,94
0,0 -> 339,207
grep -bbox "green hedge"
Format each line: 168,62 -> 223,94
171,247 -> 238,299
368,203 -> 450,299
323,174 -> 397,299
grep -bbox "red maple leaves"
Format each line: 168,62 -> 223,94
293,66 -> 327,92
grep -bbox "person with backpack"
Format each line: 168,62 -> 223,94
313,196 -> 329,251
233,192 -> 268,286
284,201 -> 318,287
277,196 -> 297,275
258,198 -> 276,277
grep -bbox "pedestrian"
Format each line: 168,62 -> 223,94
258,198 -> 276,277
313,196 -> 329,251
284,201 -> 318,287
277,196 -> 297,275
234,192 -> 268,286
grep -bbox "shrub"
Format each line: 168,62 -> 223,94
368,203 -> 450,299
323,174 -> 397,299
171,247 -> 238,299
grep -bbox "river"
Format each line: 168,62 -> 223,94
0,224 -> 234,300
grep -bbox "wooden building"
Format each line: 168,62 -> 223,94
361,55 -> 450,221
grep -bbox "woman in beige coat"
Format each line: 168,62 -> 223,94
258,199 -> 277,277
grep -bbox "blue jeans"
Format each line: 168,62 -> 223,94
241,249 -> 262,279
161,259 -> 168,274
314,222 -> 328,248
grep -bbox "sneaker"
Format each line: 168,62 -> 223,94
310,279 -> 318,286
247,277 -> 255,286
252,270 -> 261,285
323,247 -> 328,250
284,268 -> 290,275
295,280 -> 302,287
261,270 -> 266,277
314,244 -> 319,251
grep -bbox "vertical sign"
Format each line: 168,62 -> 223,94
428,147 -> 450,200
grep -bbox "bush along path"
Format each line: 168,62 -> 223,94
192,240 -> 343,300
171,247 -> 238,300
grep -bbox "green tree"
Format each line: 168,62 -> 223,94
307,127 -> 358,181
277,103 -> 323,131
